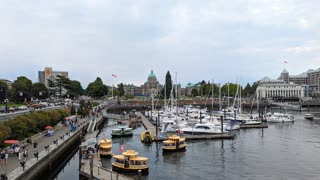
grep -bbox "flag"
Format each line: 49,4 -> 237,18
283,61 -> 288,63
178,129 -> 183,134
112,74 -> 117,78
120,144 -> 124,152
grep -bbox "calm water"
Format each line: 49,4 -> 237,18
57,108 -> 320,180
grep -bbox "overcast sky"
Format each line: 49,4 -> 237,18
1,0 -> 319,88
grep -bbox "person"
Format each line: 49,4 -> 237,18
0,151 -> 5,167
4,150 -> 8,166
23,150 -> 27,161
33,140 -> 38,151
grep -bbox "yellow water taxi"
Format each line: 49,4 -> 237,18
140,130 -> 155,143
162,134 -> 186,153
112,150 -> 149,175
98,139 -> 113,158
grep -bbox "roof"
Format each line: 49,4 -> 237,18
148,70 -> 156,78
281,69 -> 289,74
122,150 -> 139,156
113,155 -> 148,161
100,144 -> 112,148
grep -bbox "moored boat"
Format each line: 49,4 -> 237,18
140,130 -> 154,144
162,134 -> 186,153
304,113 -> 314,120
111,126 -> 133,138
266,113 -> 294,123
98,138 -> 113,158
112,150 -> 149,175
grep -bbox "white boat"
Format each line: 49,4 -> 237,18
180,123 -> 221,135
266,113 -> 294,123
304,113 -> 314,120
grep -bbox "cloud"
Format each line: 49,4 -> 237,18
0,0 -> 320,88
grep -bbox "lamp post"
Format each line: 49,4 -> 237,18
4,99 -> 8,114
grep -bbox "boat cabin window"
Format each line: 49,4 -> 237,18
115,159 -> 124,164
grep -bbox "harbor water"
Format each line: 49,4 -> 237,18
56,108 -> 320,180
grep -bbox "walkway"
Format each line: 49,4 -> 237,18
0,114 -> 95,179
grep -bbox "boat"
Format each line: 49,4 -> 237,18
162,134 -> 186,153
266,113 -> 294,123
180,123 -> 221,135
140,130 -> 154,144
304,113 -> 314,120
98,138 -> 113,157
112,150 -> 149,175
111,126 -> 133,137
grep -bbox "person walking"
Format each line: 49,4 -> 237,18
18,148 -> 23,161
4,150 -> 8,166
0,151 -> 5,167
33,140 -> 38,151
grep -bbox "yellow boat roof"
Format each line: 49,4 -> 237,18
168,134 -> 182,140
113,155 -> 148,161
100,144 -> 112,148
122,150 -> 139,156
99,139 -> 112,144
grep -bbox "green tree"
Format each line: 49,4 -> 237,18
118,83 -> 125,97
243,83 -> 252,97
0,81 -> 8,102
11,76 -> 33,103
67,80 -> 83,98
251,81 -> 259,95
161,71 -> 172,99
86,77 -> 109,98
47,75 -> 70,99
31,82 -> 49,100
191,88 -> 199,97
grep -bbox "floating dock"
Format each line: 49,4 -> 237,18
240,123 -> 268,129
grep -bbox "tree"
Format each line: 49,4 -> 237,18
243,83 -> 252,97
31,82 -> 49,100
0,81 -> 8,102
86,77 -> 108,98
118,83 -> 125,97
191,88 -> 199,97
251,81 -> 259,95
161,71 -> 172,99
11,76 -> 32,103
47,75 -> 70,99
67,80 -> 83,98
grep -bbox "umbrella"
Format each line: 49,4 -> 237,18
4,140 -> 19,144
44,125 -> 53,130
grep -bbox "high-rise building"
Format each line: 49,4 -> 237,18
38,67 -> 68,88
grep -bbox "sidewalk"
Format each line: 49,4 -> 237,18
0,115 -> 95,177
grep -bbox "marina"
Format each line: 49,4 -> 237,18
52,108 -> 320,180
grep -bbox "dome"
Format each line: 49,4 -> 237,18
148,70 -> 156,78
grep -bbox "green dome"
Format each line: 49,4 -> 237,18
148,70 -> 156,78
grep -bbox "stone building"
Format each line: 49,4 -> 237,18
256,77 -> 305,100
140,70 -> 162,96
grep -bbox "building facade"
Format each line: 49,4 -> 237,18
38,67 -> 69,88
256,77 -> 305,100
278,68 -> 320,96
140,70 -> 162,96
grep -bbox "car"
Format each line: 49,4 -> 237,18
0,106 -> 5,113
18,105 -> 28,110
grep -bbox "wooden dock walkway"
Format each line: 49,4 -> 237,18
138,112 -> 159,138
80,153 -> 133,180
240,123 -> 268,129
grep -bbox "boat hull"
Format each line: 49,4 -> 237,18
181,131 -> 220,135
112,165 -> 149,175
162,146 -> 186,153
304,117 -> 314,120
111,133 -> 133,138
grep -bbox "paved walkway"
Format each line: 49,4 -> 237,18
0,114 -> 97,178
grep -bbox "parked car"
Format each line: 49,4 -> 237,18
18,105 -> 28,110
0,106 -> 5,113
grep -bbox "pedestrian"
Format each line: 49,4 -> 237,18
4,150 -> 8,166
18,148 -> 23,161
0,151 -> 5,167
14,146 -> 19,158
23,150 -> 27,161
33,140 -> 38,151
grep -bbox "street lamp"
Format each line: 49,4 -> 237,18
4,99 -> 8,114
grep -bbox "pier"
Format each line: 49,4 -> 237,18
240,123 -> 268,129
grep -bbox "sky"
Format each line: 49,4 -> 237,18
1,0 -> 320,88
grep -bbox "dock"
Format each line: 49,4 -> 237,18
240,123 -> 268,129
79,154 -> 132,180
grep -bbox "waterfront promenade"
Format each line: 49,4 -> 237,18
0,114 -> 92,179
